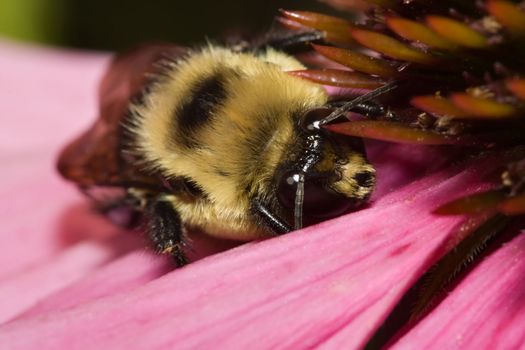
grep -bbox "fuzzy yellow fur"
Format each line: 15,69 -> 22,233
132,46 -> 328,239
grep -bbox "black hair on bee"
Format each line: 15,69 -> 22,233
57,32 -> 383,266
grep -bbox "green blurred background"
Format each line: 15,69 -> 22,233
0,0 -> 335,50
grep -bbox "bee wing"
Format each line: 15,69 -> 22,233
57,43 -> 188,189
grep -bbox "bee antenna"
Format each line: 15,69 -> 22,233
294,173 -> 305,230
318,81 -> 398,126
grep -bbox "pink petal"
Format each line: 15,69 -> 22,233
367,141 -> 454,199
0,40 -> 517,349
0,235 -> 142,324
15,232 -> 240,320
0,39 -> 111,280
16,250 -> 171,319
391,229 -> 525,349
0,155 -> 497,349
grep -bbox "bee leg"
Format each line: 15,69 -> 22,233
98,198 -> 142,228
331,101 -> 385,118
80,188 -> 143,228
261,31 -> 324,53
237,30 -> 324,54
322,82 -> 400,124
251,200 -> 292,235
327,100 -> 392,120
145,197 -> 188,267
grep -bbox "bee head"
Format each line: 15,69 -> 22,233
276,108 -> 376,229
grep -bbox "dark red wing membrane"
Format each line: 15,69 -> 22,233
57,43 -> 187,188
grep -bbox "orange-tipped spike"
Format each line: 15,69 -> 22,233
279,10 -> 354,45
486,0 -> 525,35
351,29 -> 437,64
324,121 -> 458,145
433,190 -> 507,215
386,17 -> 457,50
312,44 -> 398,77
279,10 -> 350,32
450,93 -> 517,118
288,69 -> 385,89
506,78 -> 525,100
499,193 -> 525,215
276,16 -> 308,31
411,95 -> 470,118
426,16 -> 488,49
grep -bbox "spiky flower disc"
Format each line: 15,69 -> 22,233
281,1 -> 525,345
281,1 -> 525,207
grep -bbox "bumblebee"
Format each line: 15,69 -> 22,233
58,36 -> 377,266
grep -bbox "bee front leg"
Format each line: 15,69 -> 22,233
251,200 -> 292,235
145,197 -> 188,267
327,100 -> 387,119
261,31 -> 324,53
235,30 -> 324,54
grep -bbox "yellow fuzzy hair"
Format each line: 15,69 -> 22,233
131,46 -> 328,239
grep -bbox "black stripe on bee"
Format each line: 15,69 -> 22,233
177,72 -> 229,147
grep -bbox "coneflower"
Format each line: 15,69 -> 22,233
279,1 -> 525,347
1,2 -> 525,349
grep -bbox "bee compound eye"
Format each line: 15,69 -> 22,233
276,172 -> 300,210
277,173 -> 355,219
300,108 -> 332,131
